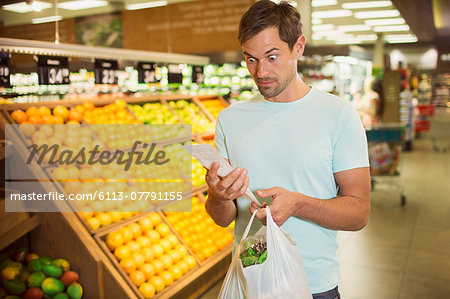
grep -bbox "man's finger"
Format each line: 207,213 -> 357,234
255,208 -> 267,225
218,167 -> 245,190
256,186 -> 279,198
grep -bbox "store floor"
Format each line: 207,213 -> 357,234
199,108 -> 450,299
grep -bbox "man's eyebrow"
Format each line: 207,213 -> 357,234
243,51 -> 253,57
243,48 -> 279,57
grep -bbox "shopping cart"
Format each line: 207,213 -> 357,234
365,123 -> 406,206
430,107 -> 450,152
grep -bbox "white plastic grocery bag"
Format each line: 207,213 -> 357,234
218,207 -> 312,299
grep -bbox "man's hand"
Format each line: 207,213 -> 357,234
205,162 -> 249,202
249,187 -> 300,226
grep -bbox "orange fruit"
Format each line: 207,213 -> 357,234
18,123 -> 35,136
141,247 -> 154,263
183,256 -> 196,270
80,211 -> 93,219
136,236 -> 151,249
159,239 -> 172,253
106,231 -> 124,251
150,259 -> 164,275
25,106 -> 39,118
175,244 -> 188,257
149,276 -> 165,293
114,245 -> 131,260
168,250 -> 181,264
159,271 -> 173,287
126,241 -> 141,253
129,270 -> 146,287
120,227 -> 134,243
160,254 -> 172,270
110,212 -> 123,223
86,217 -> 100,230
127,223 -> 142,239
131,253 -> 145,266
168,265 -> 183,281
11,109 -> 27,123
151,244 -> 164,259
68,109 -> 83,122
52,167 -> 68,181
96,213 -> 112,227
166,234 -> 179,248
83,101 -> 95,110
53,105 -> 69,121
38,106 -> 51,116
140,263 -> 155,280
155,224 -> 171,238
119,258 -> 136,274
66,120 -> 80,124
139,282 -> 155,298
177,260 -> 189,274
149,213 -> 162,226
138,217 -> 153,231
145,230 -> 160,244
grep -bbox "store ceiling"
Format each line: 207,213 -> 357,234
0,0 -> 448,47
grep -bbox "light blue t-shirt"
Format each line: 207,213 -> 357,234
214,86 -> 369,294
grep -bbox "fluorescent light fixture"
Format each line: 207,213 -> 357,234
342,1 -> 392,9
312,0 -> 337,7
312,10 -> 352,18
364,18 -> 405,26
32,15 -> 63,24
312,24 -> 335,31
354,10 -> 400,19
313,30 -> 345,37
335,39 -> 361,45
31,1 -> 42,11
2,1 -> 52,13
312,18 -> 323,25
337,24 -> 372,32
385,34 -> 418,43
326,34 -> 355,41
58,0 -> 108,11
356,34 -> 378,40
126,1 -> 168,10
373,24 -> 410,32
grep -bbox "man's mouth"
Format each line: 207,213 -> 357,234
258,80 -> 274,87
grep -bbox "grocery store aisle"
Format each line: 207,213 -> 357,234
199,108 -> 450,299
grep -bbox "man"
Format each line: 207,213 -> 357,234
205,1 -> 370,298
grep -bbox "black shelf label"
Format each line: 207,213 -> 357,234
192,65 -> 204,84
37,56 -> 70,85
0,53 -> 10,88
94,59 -> 118,84
167,64 -> 183,84
137,62 -> 160,84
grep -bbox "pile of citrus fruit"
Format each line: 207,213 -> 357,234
199,99 -> 227,119
0,246 -> 83,298
10,105 -> 84,125
164,196 -> 233,262
105,213 -> 196,298
82,99 -> 138,125
80,211 -> 139,231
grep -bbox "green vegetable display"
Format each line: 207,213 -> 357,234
239,235 -> 268,268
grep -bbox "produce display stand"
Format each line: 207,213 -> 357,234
365,123 -> 406,206
0,93 -> 231,298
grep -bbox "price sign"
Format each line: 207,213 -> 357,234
192,65 -> 204,84
37,56 -> 70,85
0,53 -> 10,88
137,62 -> 159,84
94,59 -> 118,84
167,64 -> 183,84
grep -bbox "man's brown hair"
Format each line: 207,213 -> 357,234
238,0 -> 303,50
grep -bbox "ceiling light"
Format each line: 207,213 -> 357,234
126,1 -> 168,10
31,1 -> 42,11
342,1 -> 392,9
334,39 -> 362,45
355,34 -> 378,40
312,30 -> 345,37
32,15 -> 63,24
312,10 -> 352,19
364,18 -> 405,26
312,0 -> 337,7
58,0 -> 108,11
385,34 -> 418,43
326,34 -> 355,41
373,24 -> 410,32
2,1 -> 52,13
312,24 -> 335,31
337,25 -> 372,32
312,18 -> 323,25
354,10 -> 400,19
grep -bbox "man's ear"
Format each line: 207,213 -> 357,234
294,35 -> 306,59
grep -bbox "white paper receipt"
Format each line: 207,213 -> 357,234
183,144 -> 261,207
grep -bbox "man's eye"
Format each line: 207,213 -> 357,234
247,57 -> 256,63
268,55 -> 277,60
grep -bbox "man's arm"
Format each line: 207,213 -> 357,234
205,162 -> 249,227
250,167 -> 371,231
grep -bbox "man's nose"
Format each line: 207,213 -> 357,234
256,61 -> 268,78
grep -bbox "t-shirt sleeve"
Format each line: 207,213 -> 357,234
332,103 -> 370,173
214,111 -> 229,160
